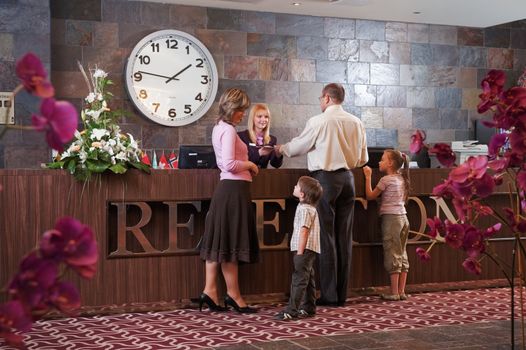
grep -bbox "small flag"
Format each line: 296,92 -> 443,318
152,150 -> 158,169
168,151 -> 178,169
141,151 -> 151,166
159,152 -> 169,169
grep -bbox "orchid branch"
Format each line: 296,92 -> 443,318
483,251 -> 512,285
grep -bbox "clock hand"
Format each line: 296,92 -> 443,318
137,71 -> 179,81
165,64 -> 192,84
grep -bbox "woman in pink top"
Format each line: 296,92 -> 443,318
199,88 -> 259,314
363,150 -> 410,302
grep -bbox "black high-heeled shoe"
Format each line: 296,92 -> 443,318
198,293 -> 227,312
224,294 -> 257,314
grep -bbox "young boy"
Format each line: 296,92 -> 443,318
275,176 -> 323,321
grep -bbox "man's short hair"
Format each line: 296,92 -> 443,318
322,83 -> 345,104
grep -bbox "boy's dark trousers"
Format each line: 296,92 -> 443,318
285,249 -> 318,315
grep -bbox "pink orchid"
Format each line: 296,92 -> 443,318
444,222 -> 465,249
416,247 -> 431,262
415,70 -> 526,284
40,217 -> 98,279
462,258 -> 482,275
432,179 -> 455,198
488,158 -> 508,171
449,155 -> 488,183
0,301 -> 32,348
47,282 -> 81,315
426,217 -> 444,238
428,143 -> 456,167
31,98 -> 78,152
471,201 -> 494,216
485,223 -> 502,237
8,252 -> 58,308
477,70 -> 505,113
410,130 -> 426,154
15,52 -> 55,98
488,133 -> 508,157
462,225 -> 485,257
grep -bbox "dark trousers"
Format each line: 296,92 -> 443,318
285,249 -> 317,315
312,169 -> 355,304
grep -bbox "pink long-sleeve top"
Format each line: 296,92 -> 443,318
212,121 -> 252,181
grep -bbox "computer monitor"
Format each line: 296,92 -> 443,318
475,119 -> 497,145
178,145 -> 217,169
365,147 -> 393,168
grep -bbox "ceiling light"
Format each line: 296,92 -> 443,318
292,2 -> 301,5
413,11 -> 421,14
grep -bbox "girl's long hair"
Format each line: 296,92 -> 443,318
385,149 -> 410,202
247,103 -> 271,145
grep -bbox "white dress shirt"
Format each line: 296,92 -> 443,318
282,104 -> 368,171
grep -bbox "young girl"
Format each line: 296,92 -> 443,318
363,150 -> 410,301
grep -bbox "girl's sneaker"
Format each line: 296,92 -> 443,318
399,293 -> 408,300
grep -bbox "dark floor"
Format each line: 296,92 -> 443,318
213,320 -> 523,350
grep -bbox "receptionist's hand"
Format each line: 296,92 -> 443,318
362,166 -> 372,178
258,147 -> 273,157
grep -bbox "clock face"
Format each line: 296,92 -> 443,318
124,30 -> 218,127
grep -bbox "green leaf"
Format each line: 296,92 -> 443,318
66,159 -> 77,173
86,160 -> 109,173
109,163 -> 128,174
46,161 -> 64,169
130,161 -> 151,174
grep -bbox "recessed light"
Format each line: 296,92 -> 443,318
292,2 -> 301,5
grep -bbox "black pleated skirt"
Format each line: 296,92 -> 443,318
200,180 -> 260,264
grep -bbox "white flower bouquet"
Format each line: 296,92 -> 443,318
48,66 -> 150,180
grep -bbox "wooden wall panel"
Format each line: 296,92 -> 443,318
0,169 -> 518,311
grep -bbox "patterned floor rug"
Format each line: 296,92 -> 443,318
2,288 -> 519,349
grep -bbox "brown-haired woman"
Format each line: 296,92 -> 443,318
237,103 -> 283,169
199,88 -> 259,313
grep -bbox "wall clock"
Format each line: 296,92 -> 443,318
124,30 -> 218,127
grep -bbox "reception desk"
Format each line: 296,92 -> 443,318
0,169 -> 516,311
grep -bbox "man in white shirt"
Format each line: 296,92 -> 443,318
277,83 -> 368,306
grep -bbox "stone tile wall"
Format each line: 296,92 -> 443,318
1,0 -> 525,168
0,0 -> 51,168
